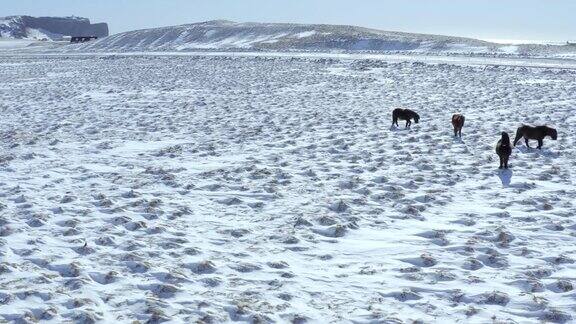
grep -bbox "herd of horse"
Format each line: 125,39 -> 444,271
391,108 -> 558,169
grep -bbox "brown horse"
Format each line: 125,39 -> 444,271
496,132 -> 512,169
392,108 -> 420,128
513,125 -> 557,149
451,114 -> 465,137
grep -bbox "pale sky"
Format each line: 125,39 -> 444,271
3,0 -> 575,42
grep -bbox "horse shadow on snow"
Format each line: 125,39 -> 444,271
497,169 -> 513,187
515,145 -> 559,158
389,125 -> 416,132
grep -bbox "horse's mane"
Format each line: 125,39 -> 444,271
501,132 -> 511,145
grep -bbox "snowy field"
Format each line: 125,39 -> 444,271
0,53 -> 575,323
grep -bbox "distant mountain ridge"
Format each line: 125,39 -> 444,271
74,20 -> 500,53
0,16 -> 108,40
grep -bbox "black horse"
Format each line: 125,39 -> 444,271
392,108 -> 420,128
496,132 -> 512,169
513,125 -> 557,149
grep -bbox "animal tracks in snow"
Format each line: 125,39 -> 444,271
0,53 -> 575,323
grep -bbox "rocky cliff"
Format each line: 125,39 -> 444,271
0,16 -> 108,40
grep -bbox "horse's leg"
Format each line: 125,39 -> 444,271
498,155 -> 503,169
513,129 -> 523,146
504,156 -> 509,169
537,139 -> 543,149
524,138 -> 530,148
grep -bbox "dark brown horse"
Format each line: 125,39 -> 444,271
392,108 -> 420,128
513,125 -> 557,149
496,132 -> 512,169
451,114 -> 465,137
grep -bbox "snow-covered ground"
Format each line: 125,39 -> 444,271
18,50 -> 576,70
482,39 -> 567,46
0,39 -> 41,49
0,52 -> 575,323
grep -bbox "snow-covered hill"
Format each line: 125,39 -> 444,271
3,19 -> 575,57
0,16 -> 108,41
75,20 -> 499,53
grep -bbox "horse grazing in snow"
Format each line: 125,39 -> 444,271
392,108 -> 420,128
513,125 -> 557,149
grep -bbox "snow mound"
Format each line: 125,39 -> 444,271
74,20 -> 498,53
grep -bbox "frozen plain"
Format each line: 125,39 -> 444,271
0,52 -> 575,323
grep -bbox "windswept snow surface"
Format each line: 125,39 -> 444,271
1,52 -> 575,323
0,39 -> 40,49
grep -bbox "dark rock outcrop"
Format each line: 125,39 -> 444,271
0,16 -> 108,40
